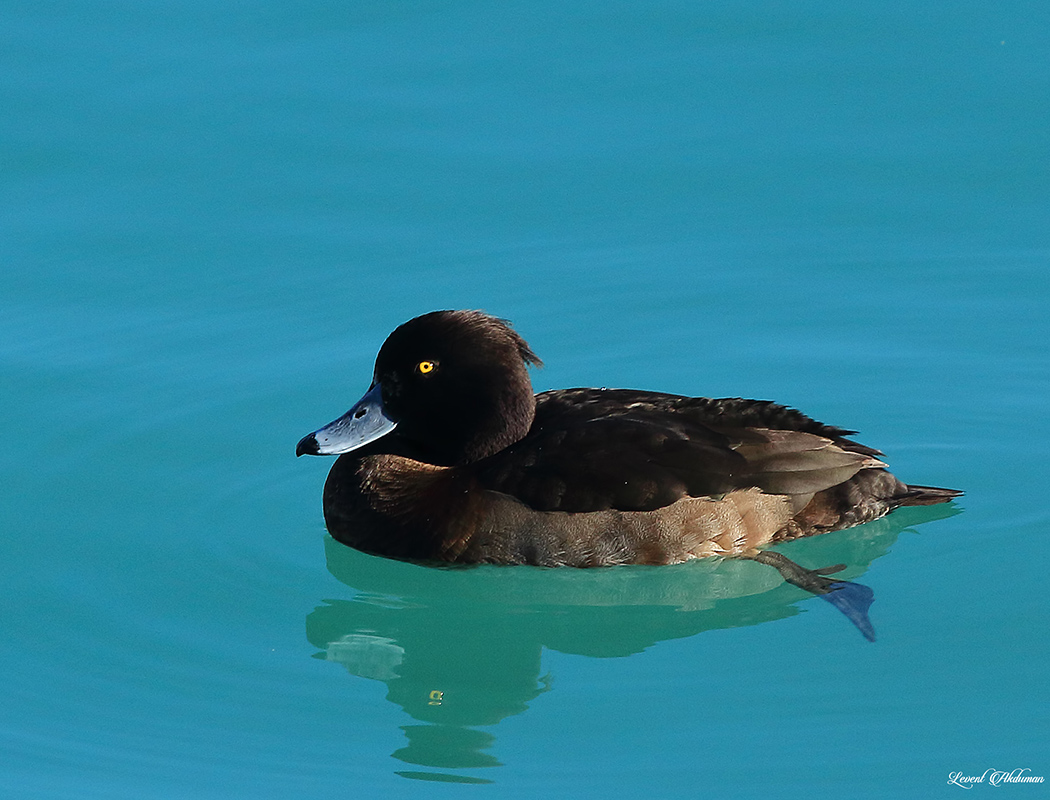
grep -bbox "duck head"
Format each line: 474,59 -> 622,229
296,310 -> 542,466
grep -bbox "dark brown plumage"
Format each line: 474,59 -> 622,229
297,310 -> 960,615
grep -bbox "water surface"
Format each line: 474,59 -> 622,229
3,1 -> 1049,797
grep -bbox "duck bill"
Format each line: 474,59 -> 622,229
296,382 -> 397,456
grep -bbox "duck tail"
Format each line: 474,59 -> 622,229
898,484 -> 963,506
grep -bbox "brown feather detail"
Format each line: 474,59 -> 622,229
344,456 -> 825,565
323,454 -> 482,561
475,403 -> 886,513
361,456 -> 489,561
328,452 -> 798,566
732,428 -> 887,495
324,457 -> 958,566
769,467 -> 948,543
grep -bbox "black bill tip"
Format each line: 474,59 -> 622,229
296,433 -> 320,457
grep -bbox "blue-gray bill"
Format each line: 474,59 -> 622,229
296,382 -> 397,457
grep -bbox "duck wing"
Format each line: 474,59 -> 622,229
474,388 -> 886,513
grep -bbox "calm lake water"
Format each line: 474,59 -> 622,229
3,1 -> 1049,797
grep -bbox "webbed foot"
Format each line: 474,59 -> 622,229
746,550 -> 876,642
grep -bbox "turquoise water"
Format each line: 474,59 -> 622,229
3,1 -> 1049,797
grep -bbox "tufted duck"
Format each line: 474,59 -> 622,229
297,310 -> 960,635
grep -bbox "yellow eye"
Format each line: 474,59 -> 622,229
416,360 -> 437,375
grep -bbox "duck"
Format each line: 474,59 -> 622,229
297,310 -> 960,615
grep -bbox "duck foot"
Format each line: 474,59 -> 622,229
747,550 -> 876,642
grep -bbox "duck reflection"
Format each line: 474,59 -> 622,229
304,505 -> 957,781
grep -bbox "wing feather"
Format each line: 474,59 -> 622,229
474,389 -> 883,513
